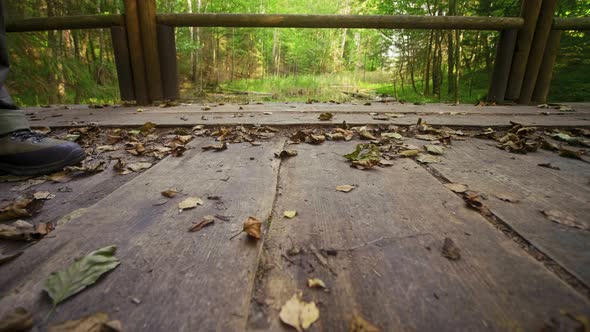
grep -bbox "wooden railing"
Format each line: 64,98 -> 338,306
6,0 -> 590,105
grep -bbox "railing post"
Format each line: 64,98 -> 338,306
123,0 -> 149,105
505,0 -> 542,100
137,0 -> 164,102
110,26 -> 135,102
532,30 -> 561,103
518,0 -> 558,104
157,25 -> 180,101
487,29 -> 517,104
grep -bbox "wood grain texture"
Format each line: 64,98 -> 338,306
430,139 -> 590,285
0,138 -> 283,331
250,141 -> 590,332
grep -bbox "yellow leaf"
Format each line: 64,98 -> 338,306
279,292 -> 319,332
307,278 -> 326,289
284,210 -> 297,219
399,149 -> 420,157
161,189 -> 179,198
178,197 -> 203,211
349,314 -> 380,332
336,185 -> 356,193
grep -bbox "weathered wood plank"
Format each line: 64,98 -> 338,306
0,138 -> 283,331
429,139 -> 590,285
250,141 -> 590,331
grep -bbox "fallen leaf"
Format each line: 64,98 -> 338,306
202,142 -> 228,151
284,210 -> 297,219
10,179 -> 47,192
349,314 -> 380,332
0,307 -> 33,332
542,210 -> 589,231
47,312 -> 123,332
161,189 -> 179,198
0,198 -> 41,221
279,292 -> 320,332
444,183 -> 468,193
64,161 -> 106,174
44,245 -> 120,307
243,216 -> 262,239
33,191 -> 56,200
139,121 -> 156,134
96,145 -> 117,152
441,237 -> 461,261
415,134 -> 438,141
178,197 -> 203,211
424,145 -> 444,155
416,154 -> 441,164
307,278 -> 326,289
359,130 -> 377,140
380,132 -> 402,140
318,112 -> 334,121
378,159 -> 394,167
0,224 -> 33,241
189,215 -> 215,232
399,149 -> 420,157
127,162 -> 152,172
275,149 -> 298,159
336,185 -> 356,193
308,134 -> 325,144
48,171 -> 72,183
34,222 -> 54,237
343,144 -> 381,169
559,148 -> 583,160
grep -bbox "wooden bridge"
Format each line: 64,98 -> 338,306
1,1 -> 590,331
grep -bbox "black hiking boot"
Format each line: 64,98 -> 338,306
0,129 -> 86,176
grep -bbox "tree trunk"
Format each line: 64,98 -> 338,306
423,31 -> 433,96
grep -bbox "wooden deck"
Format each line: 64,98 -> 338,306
1,102 -> 589,331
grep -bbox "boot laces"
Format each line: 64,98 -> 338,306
10,130 -> 45,143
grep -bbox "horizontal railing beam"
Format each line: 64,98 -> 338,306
6,14 -> 124,32
553,17 -> 590,30
157,14 -> 524,31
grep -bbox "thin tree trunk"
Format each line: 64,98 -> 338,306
454,30 -> 462,104
423,31 -> 433,96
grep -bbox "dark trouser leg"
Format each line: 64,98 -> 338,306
0,0 -> 27,135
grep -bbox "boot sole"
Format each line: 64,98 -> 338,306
0,147 -> 86,176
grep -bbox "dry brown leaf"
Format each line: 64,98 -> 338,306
48,171 -> 73,183
0,198 -> 40,221
318,112 -> 333,121
336,185 -> 356,193
139,121 -> 156,135
48,312 -> 123,332
202,142 -> 228,151
0,224 -> 33,241
542,210 -> 589,231
33,191 -> 55,200
441,237 -> 461,261
161,189 -> 179,198
416,154 -> 441,164
243,216 -> 262,239
279,292 -> 320,332
307,278 -> 327,289
178,197 -> 203,211
0,307 -> 33,332
349,314 -> 380,332
127,162 -> 152,172
444,183 -> 468,193
34,222 -> 54,237
399,149 -> 420,157
189,215 -> 215,232
275,149 -> 298,159
359,130 -> 377,140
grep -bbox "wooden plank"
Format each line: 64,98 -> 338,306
488,29 -> 518,103
505,0 -> 542,100
6,15 -> 124,33
429,139 -> 590,284
251,141 -> 590,331
157,25 -> 180,101
518,0 -> 558,105
532,30 -> 561,103
553,17 -> 590,30
157,13 -> 524,31
123,0 -> 149,105
110,26 -> 136,102
0,138 -> 283,330
137,0 -> 164,102
24,108 -> 590,129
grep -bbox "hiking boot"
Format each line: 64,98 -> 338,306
0,130 -> 86,176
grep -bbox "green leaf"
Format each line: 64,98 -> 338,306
43,245 -> 120,306
343,144 -> 382,169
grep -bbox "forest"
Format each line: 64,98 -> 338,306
4,0 -> 590,106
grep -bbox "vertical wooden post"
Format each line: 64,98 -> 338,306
487,29 -> 518,103
137,0 -> 164,102
110,26 -> 135,102
518,0 -> 558,104
505,0 -> 542,100
123,0 -> 149,105
157,25 -> 180,101
532,30 -> 561,103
